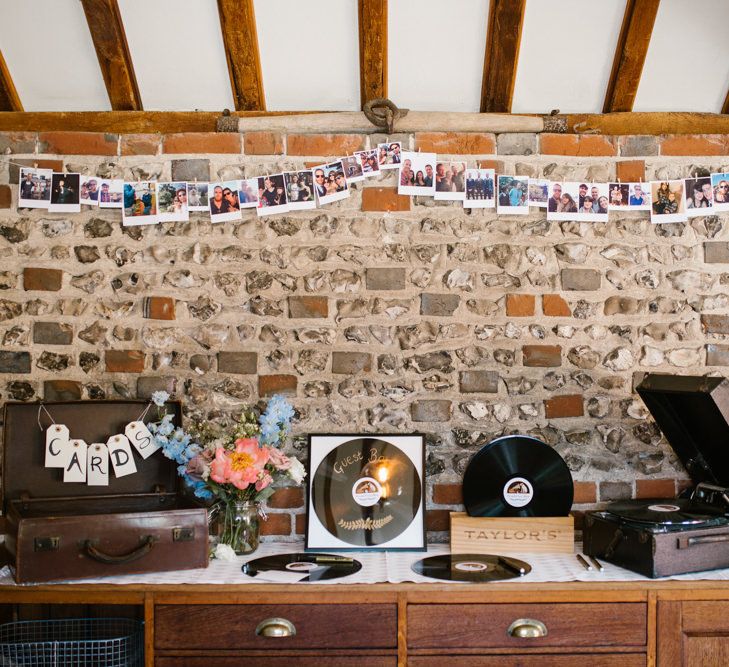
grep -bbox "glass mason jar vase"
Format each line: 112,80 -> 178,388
214,500 -> 262,555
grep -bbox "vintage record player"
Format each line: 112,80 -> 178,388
584,374 -> 729,578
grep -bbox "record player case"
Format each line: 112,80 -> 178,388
584,374 -> 729,577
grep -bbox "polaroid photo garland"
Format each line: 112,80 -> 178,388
14,159 -> 729,226
44,419 -> 160,486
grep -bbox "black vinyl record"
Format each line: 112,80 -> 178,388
606,498 -> 725,526
311,437 -> 421,546
242,552 -> 362,582
463,435 -> 573,517
412,553 -> 531,582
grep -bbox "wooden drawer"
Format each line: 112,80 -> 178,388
410,655 -> 645,666
155,603 -> 397,650
157,658 -> 397,667
407,603 -> 646,649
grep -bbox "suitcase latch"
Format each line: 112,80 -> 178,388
173,527 -> 195,542
34,537 -> 60,552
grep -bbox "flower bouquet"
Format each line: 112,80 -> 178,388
147,391 -> 305,555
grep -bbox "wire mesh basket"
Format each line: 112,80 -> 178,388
0,617 -> 143,667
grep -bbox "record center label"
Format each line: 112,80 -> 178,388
352,477 -> 383,506
647,503 -> 681,512
503,477 -> 533,507
454,561 -> 489,572
285,562 -> 318,572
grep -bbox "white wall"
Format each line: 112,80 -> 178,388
0,0 -> 110,111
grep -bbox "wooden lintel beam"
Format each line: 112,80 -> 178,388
358,0 -> 387,108
0,49 -> 22,112
80,0 -> 142,111
0,111 -> 321,134
567,111 -> 729,135
480,0 -> 526,113
603,0 -> 660,113
217,0 -> 265,111
1,110 -> 729,136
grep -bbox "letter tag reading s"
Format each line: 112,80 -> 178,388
45,424 -> 69,468
63,439 -> 88,483
87,443 -> 109,486
125,421 -> 160,459
107,434 -> 137,478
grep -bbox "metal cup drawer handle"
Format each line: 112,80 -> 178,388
255,617 -> 297,638
508,618 -> 548,638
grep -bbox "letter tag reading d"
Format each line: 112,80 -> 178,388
107,434 -> 137,478
63,439 -> 88,483
45,424 -> 69,468
87,443 -> 109,486
125,421 -> 160,459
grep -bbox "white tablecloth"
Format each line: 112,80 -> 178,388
3,541 -> 729,586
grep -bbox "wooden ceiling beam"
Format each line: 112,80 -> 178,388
0,49 -> 22,112
358,0 -> 387,108
603,0 -> 660,113
80,0 -> 142,111
217,0 -> 265,111
480,0 -> 526,113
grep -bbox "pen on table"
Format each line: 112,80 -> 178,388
576,554 -> 592,571
588,555 -> 604,572
498,556 -> 527,576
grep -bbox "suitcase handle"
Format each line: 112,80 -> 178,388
83,536 -> 155,564
679,533 -> 729,549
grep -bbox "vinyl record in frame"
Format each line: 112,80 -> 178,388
306,433 -> 426,551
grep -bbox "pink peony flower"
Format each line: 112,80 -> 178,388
268,447 -> 291,471
255,472 -> 273,491
210,438 -> 271,490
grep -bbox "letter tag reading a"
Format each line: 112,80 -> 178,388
63,439 -> 88,483
107,434 -> 137,478
45,424 -> 70,468
87,443 -> 109,486
125,421 -> 160,459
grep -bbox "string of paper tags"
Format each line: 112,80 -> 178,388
44,415 -> 160,486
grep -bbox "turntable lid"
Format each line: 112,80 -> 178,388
636,374 -> 729,486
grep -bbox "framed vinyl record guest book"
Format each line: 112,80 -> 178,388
305,433 -> 426,551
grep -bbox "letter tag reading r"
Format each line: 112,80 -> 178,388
125,421 -> 160,459
45,424 -> 69,468
87,443 -> 109,486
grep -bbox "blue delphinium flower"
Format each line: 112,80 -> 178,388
259,394 -> 294,446
151,390 -> 170,407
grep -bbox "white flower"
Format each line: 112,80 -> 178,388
287,457 -> 306,485
213,543 -> 237,562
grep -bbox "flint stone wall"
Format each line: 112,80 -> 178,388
1,129 -> 728,540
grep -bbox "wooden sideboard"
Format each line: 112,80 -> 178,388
2,580 -> 729,666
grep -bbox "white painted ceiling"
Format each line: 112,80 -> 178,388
0,0 -> 727,113
633,0 -> 729,113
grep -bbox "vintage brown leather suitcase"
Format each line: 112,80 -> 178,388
2,400 -> 208,583
584,374 -> 729,577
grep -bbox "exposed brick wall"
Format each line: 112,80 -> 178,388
1,129 -> 726,540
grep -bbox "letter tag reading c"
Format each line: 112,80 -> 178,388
45,424 -> 70,468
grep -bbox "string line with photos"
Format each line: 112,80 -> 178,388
4,141 -> 729,226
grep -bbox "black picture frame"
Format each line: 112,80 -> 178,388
305,433 -> 426,551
